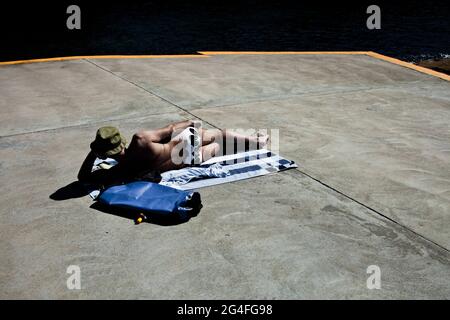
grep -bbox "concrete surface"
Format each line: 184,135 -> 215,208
0,53 -> 449,299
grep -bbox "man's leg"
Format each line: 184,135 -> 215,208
199,128 -> 269,157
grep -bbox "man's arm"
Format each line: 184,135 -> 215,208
148,120 -> 194,142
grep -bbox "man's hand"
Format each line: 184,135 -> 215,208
171,120 -> 195,136
191,120 -> 202,129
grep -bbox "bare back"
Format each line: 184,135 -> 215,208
124,131 -> 186,174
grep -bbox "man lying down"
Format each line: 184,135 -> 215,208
78,120 -> 269,187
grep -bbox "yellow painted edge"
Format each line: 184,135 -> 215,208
0,54 -> 208,66
0,51 -> 447,82
199,51 -> 449,81
366,52 -> 450,81
198,51 -> 371,55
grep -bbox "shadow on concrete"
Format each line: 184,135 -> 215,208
49,181 -> 90,200
89,201 -> 195,226
51,181 -> 202,226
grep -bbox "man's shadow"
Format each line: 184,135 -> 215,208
49,181 -> 91,200
50,181 -> 195,226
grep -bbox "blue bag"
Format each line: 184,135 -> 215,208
98,181 -> 202,221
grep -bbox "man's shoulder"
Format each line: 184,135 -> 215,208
132,130 -> 159,142
130,131 -> 150,147
132,130 -> 146,140
129,131 -> 162,155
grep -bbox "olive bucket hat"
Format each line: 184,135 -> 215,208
90,126 -> 127,157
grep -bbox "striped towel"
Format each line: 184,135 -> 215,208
166,149 -> 297,191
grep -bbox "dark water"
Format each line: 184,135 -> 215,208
1,0 -> 449,62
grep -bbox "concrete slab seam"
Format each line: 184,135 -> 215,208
292,168 -> 450,253
83,58 -> 220,130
